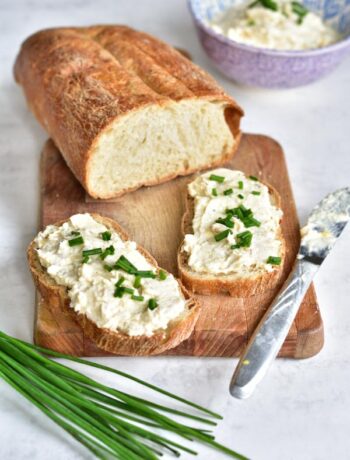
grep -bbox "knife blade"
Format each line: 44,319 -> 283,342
230,187 -> 350,399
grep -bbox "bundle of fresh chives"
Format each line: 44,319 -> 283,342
0,331 -> 247,460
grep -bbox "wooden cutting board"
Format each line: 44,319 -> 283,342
34,134 -> 324,358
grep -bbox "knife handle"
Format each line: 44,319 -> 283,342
230,258 -> 319,399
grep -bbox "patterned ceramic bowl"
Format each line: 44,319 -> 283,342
188,0 -> 350,88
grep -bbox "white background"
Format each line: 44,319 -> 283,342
0,1 -> 350,459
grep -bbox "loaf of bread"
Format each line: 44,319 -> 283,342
28,213 -> 199,355
178,169 -> 285,297
15,26 -> 243,199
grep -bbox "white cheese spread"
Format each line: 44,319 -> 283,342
208,0 -> 340,51
35,213 -> 187,337
182,169 -> 283,276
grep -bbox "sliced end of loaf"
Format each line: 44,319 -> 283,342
86,99 -> 238,199
28,214 -> 200,356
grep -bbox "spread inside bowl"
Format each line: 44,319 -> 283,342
208,0 -> 341,50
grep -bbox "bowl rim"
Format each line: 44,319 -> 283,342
188,0 -> 350,57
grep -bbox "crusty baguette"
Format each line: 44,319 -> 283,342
15,25 -> 243,199
28,214 -> 200,356
178,180 -> 286,297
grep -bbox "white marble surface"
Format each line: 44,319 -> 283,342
0,1 -> 350,459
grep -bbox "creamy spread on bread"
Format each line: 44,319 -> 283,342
182,169 -> 283,276
209,0 -> 340,51
35,214 -> 187,337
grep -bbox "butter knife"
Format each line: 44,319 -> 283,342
230,187 -> 350,399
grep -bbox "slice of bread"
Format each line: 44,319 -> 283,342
178,170 -> 285,297
28,213 -> 199,356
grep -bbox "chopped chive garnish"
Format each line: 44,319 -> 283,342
101,231 -> 111,241
82,248 -> 102,257
115,255 -> 138,274
131,295 -> 144,301
231,230 -> 253,249
252,191 -> 261,196
209,174 -> 225,183
224,188 -> 233,196
123,287 -> 134,295
148,298 -> 158,310
214,229 -> 231,242
244,217 -> 261,228
238,194 -> 244,199
249,0 -> 278,11
71,231 -> 80,236
68,236 -> 84,247
216,217 -> 234,228
291,1 -> 308,24
249,175 -> 258,181
238,181 -> 244,190
267,256 -> 282,265
103,264 -> 113,272
133,275 -> 141,288
212,188 -> 218,197
114,287 -> 124,298
82,255 -> 89,264
100,245 -> 115,260
115,276 -> 125,287
159,270 -> 167,281
135,271 -> 156,279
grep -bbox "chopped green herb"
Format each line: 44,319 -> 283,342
252,191 -> 261,196
103,264 -> 113,272
131,295 -> 144,301
115,255 -> 138,274
115,276 -> 125,287
100,245 -> 115,260
223,188 -> 233,196
238,181 -> 244,190
114,286 -> 134,297
159,270 -> 167,281
209,174 -> 225,183
71,231 -> 80,236
212,188 -> 218,197
249,0 -> 278,11
231,230 -> 253,249
214,229 -> 231,242
216,217 -> 234,229
101,231 -> 111,241
291,1 -> 308,24
244,217 -> 261,228
238,194 -> 244,199
68,236 -> 84,247
114,287 -> 124,298
82,255 -> 89,264
82,248 -> 102,257
267,256 -> 282,265
135,271 -> 156,279
249,175 -> 259,181
148,298 -> 158,310
133,275 -> 142,288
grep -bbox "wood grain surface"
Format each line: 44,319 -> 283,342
34,134 -> 324,358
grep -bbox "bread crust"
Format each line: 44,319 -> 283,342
14,25 -> 243,199
28,214 -> 200,356
177,181 -> 286,297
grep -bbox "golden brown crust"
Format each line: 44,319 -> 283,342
28,213 -> 200,356
14,25 -> 243,199
177,180 -> 286,297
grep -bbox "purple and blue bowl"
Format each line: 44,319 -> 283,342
188,0 -> 350,88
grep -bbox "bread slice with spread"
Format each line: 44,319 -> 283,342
178,169 -> 285,297
28,213 -> 199,355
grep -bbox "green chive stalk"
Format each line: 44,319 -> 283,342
0,331 -> 247,460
